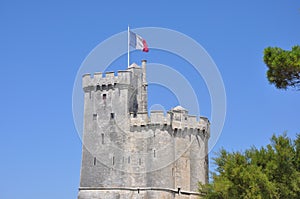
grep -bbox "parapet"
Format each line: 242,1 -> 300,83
130,106 -> 210,134
150,111 -> 168,124
82,70 -> 132,90
81,62 -> 147,90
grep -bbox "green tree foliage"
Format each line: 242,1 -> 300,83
199,134 -> 300,199
263,45 -> 300,90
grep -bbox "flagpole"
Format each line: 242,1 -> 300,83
128,25 -> 130,67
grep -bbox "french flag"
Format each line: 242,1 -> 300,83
129,31 -> 149,52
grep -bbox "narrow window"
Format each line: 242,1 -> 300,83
96,85 -> 100,91
174,128 -> 178,134
154,150 -> 156,158
128,156 -> 130,164
93,113 -> 97,120
112,156 -> 115,165
110,113 -> 115,119
172,168 -> 174,176
101,133 -> 104,144
139,158 -> 141,165
93,157 -> 96,166
103,94 -> 107,100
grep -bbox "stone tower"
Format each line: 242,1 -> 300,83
78,60 -> 210,199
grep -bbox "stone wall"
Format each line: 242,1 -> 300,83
78,61 -> 209,199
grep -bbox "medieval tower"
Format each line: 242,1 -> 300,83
78,60 -> 210,199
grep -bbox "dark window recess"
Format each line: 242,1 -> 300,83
110,113 -> 115,119
101,133 -> 104,144
112,156 -> 115,165
172,168 -> 174,176
102,85 -> 107,90
108,84 -> 112,90
128,156 -> 130,164
96,85 -> 101,91
139,158 -> 142,165
174,128 -> 178,134
93,157 -> 97,166
93,114 -> 97,120
154,150 -> 156,158
103,94 -> 107,100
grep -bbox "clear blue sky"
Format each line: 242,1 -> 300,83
1,1 -> 300,198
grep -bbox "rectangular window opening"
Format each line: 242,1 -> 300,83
110,113 -> 115,119
93,113 -> 97,120
101,133 -> 104,144
112,156 -> 115,165
128,156 -> 130,164
154,150 -> 156,158
96,85 -> 101,91
139,158 -> 141,165
93,157 -> 96,166
103,94 -> 107,100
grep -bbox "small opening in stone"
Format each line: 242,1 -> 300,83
93,114 -> 97,120
96,85 -> 100,91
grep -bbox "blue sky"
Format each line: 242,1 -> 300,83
1,1 -> 300,198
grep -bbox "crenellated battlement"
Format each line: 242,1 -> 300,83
82,70 -> 133,90
130,106 -> 210,136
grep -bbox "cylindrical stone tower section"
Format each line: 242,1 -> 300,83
189,117 -> 210,191
145,127 -> 175,190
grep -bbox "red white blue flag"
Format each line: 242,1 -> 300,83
129,31 -> 149,52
